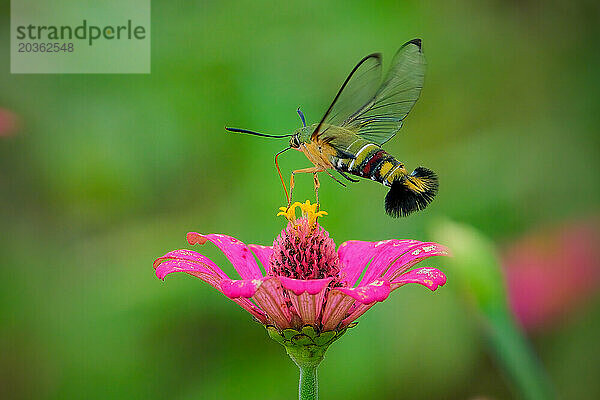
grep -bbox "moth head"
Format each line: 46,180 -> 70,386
289,134 -> 301,149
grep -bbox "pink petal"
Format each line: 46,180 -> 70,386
187,232 -> 263,279
342,267 -> 446,325
392,267 -> 447,291
154,258 -> 267,323
360,240 -> 423,284
321,290 -> 356,331
337,240 -> 380,286
232,299 -> 268,324
278,277 -> 333,326
220,278 -> 263,298
248,244 -> 273,275
279,276 -> 333,295
155,259 -> 222,284
340,268 -> 447,327
383,243 -> 450,282
341,303 -> 376,326
250,277 -> 292,329
154,249 -> 228,279
336,279 -> 392,304
289,291 -> 327,326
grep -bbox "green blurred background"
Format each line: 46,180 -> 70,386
1,0 -> 599,399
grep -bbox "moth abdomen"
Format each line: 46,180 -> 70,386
384,166 -> 438,217
333,139 -> 399,184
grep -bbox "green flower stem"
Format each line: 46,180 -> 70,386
266,325 -> 350,400
298,364 -> 319,400
286,347 -> 324,400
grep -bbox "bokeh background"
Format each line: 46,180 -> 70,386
1,0 -> 599,399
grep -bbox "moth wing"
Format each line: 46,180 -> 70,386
346,39 -> 426,145
317,126 -> 364,162
311,54 -> 382,140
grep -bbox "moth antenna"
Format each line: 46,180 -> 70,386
296,108 -> 306,127
225,127 -> 293,138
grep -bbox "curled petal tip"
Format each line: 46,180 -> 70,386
438,244 -> 452,257
154,258 -> 214,281
336,280 -> 392,305
154,264 -> 176,280
187,232 -> 208,245
279,276 -> 333,295
155,270 -> 167,280
395,267 -> 447,291
220,278 -> 263,298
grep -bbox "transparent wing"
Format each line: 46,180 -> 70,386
345,39 -> 426,145
312,53 -> 382,140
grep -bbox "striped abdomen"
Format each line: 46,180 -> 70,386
331,139 -> 407,187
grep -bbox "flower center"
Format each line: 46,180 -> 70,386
270,201 -> 340,279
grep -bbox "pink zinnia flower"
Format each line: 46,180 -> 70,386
503,218 -> 600,332
154,201 -> 448,399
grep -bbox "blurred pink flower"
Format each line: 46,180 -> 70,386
154,201 -> 448,331
0,108 -> 19,137
503,218 -> 600,332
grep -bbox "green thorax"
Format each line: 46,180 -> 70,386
293,124 -> 319,143
294,123 -> 362,146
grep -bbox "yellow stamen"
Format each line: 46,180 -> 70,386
277,200 -> 327,227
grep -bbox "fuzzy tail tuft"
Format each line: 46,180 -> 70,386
385,167 -> 439,217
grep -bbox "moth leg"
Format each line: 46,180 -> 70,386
337,169 -> 359,183
324,169 -> 347,188
288,166 -> 324,209
313,172 -> 321,208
